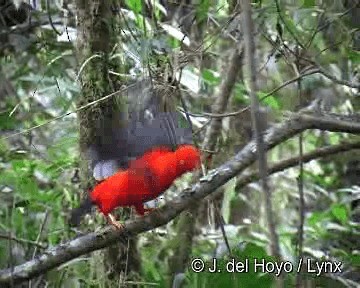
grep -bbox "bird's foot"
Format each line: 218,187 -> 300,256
106,214 -> 124,230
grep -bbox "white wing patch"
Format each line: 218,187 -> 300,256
93,160 -> 119,181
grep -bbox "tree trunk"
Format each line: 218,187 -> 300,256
75,0 -> 141,284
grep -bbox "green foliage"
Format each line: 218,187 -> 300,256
0,110 -> 18,130
348,50 -> 360,65
259,93 -> 281,110
185,244 -> 274,288
233,83 -> 249,105
202,69 -> 221,86
196,0 -> 210,23
331,204 -> 348,225
302,0 -> 316,8
125,0 -> 142,14
0,0 -> 359,287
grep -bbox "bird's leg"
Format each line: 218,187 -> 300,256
106,213 -> 124,230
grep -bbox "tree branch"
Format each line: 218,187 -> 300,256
0,233 -> 46,249
235,141 -> 360,190
315,66 -> 360,89
1,111 -> 360,285
202,46 -> 244,154
241,0 -> 281,262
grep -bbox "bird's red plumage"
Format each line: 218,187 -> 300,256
90,145 -> 200,216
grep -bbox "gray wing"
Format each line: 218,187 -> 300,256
88,80 -> 193,180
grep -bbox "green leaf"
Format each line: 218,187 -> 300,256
349,254 -> 360,267
258,93 -> 281,109
125,0 -> 142,14
196,0 -> 210,22
186,244 -> 274,288
348,50 -> 360,64
233,83 -> 248,104
279,14 -> 304,43
307,211 -> 328,226
330,204 -> 348,225
242,242 -> 269,259
202,69 -> 220,85
302,0 -> 315,8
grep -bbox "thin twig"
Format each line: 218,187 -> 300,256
32,210 -> 49,259
316,66 -> 360,89
294,62 -> 305,288
178,68 -> 319,119
274,0 -> 305,50
305,2 -> 358,48
8,191 -> 15,288
122,281 -> 159,286
214,207 -> 232,255
2,66 -> 322,143
1,83 -> 137,141
46,0 -> 62,35
0,234 -> 46,249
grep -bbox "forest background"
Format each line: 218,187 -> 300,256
0,0 -> 359,287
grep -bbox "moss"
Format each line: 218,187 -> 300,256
75,0 -> 141,279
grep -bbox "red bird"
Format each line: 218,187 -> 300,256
70,80 -> 199,229
90,145 -> 200,228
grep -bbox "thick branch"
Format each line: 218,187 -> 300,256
1,111 -> 360,285
235,141 -> 360,190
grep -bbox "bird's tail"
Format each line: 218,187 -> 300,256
69,197 -> 94,226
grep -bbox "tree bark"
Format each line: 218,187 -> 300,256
75,0 -> 140,283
